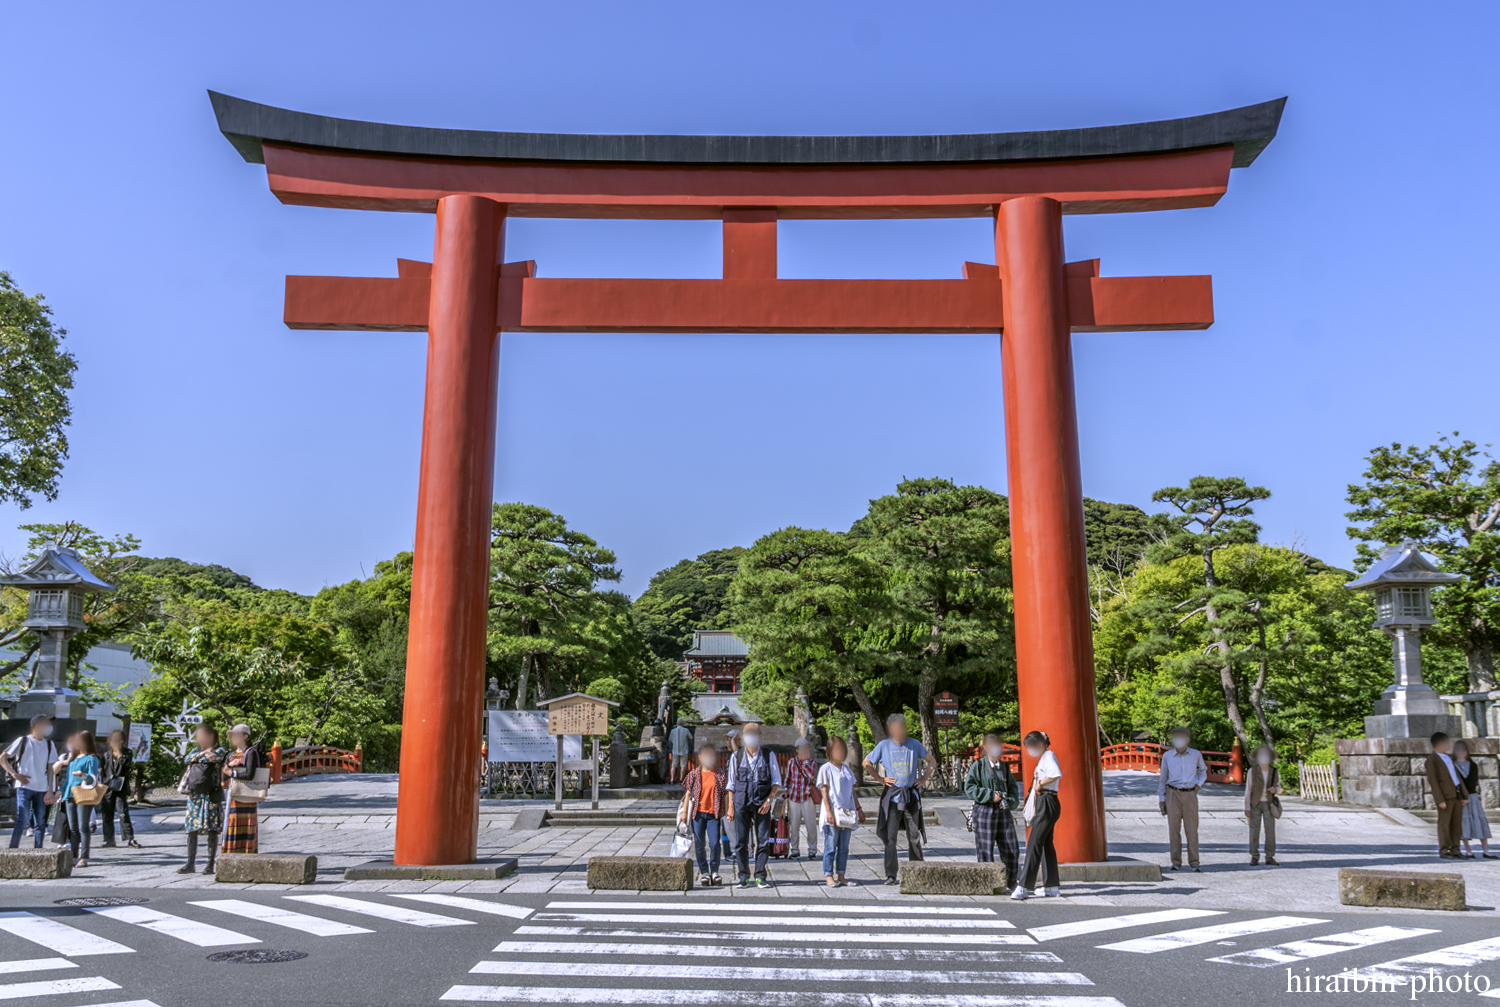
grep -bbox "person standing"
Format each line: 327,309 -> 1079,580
98,729 -> 141,849
1427,732 -> 1465,860
62,731 -> 101,868
667,720 -> 694,784
817,735 -> 862,887
726,722 -> 782,888
863,713 -> 937,886
678,742 -> 727,886
719,729 -> 740,864
1157,727 -> 1208,872
784,738 -> 819,861
1012,730 -> 1062,900
1244,745 -> 1280,866
964,732 -> 1021,885
2,715 -> 58,849
1453,740 -> 1495,859
221,725 -> 263,855
178,725 -> 227,874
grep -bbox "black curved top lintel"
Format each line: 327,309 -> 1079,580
209,91 -> 1284,170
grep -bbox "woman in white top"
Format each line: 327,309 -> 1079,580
1012,730 -> 1062,900
816,736 -> 865,887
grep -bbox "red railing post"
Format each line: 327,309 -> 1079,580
354,743 -> 363,773
1231,737 -> 1245,785
270,741 -> 283,784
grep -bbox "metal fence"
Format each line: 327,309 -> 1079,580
1299,761 -> 1340,802
482,760 -> 600,799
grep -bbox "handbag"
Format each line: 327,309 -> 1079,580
70,775 -> 106,806
1269,794 -> 1283,820
769,796 -> 789,819
833,807 -> 859,829
1022,764 -> 1042,828
669,824 -> 693,859
229,768 -> 271,803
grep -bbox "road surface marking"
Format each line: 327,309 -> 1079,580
84,905 -> 257,947
493,941 -> 1063,963
514,926 -> 1036,945
391,895 -> 533,919
286,895 -> 476,927
1099,917 -> 1329,953
1362,936 -> 1500,982
1029,910 -> 1223,941
442,990 -> 1126,1006
1208,926 -> 1440,967
532,913 -> 1016,929
0,976 -> 118,1000
63,1002 -> 163,1007
0,913 -> 134,956
470,961 -> 1090,984
0,958 -> 75,974
543,901 -> 997,916
189,900 -> 373,937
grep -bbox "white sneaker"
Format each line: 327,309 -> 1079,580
1043,886 -> 1061,898
1009,885 -> 1030,900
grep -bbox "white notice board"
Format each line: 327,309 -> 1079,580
488,711 -> 582,762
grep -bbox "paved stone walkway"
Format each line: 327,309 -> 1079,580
6,771 -> 1498,917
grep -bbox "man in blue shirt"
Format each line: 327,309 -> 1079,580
863,714 -> 938,885
1157,726 -> 1208,872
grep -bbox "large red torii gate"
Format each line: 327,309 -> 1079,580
212,92 -> 1283,867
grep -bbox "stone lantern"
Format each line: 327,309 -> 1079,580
0,541 -> 114,738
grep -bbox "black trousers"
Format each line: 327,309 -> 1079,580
1021,790 -> 1061,890
99,791 -> 134,844
880,803 -> 924,880
734,806 -> 772,880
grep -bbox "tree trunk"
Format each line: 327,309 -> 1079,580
1246,607 -> 1275,748
514,652 -> 534,710
1467,632 -> 1497,693
845,674 -> 887,744
1205,601 -> 1253,751
917,662 -> 940,755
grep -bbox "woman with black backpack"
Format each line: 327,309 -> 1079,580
177,725 -> 227,874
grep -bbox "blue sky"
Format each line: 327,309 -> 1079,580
1,2 -> 1495,596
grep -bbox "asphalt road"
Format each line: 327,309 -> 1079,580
0,886 -> 1494,1006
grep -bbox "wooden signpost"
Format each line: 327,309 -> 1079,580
537,693 -> 618,810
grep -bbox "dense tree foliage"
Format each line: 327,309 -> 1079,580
0,272 -> 77,509
630,547 -> 745,661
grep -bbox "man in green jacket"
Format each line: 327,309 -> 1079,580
964,732 -> 1023,884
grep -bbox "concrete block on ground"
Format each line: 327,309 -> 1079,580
933,806 -> 968,830
344,858 -> 517,881
0,849 -> 73,879
216,853 -> 318,885
1338,867 -> 1465,911
899,861 -> 1007,895
512,807 -> 547,831
1058,857 -> 1161,883
1372,807 -> 1428,828
587,855 -> 692,891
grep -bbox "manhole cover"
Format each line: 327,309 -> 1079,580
54,896 -> 149,907
208,949 -> 308,964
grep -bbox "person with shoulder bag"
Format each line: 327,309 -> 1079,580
2,715 -> 59,849
99,729 -> 141,849
178,725 -> 227,874
964,732 -> 1021,886
222,724 -> 267,855
816,735 -> 863,887
679,742 -> 727,886
1012,730 -> 1062,900
1245,745 -> 1281,866
62,731 -> 104,867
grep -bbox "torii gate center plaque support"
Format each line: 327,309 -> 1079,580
213,93 -> 1284,867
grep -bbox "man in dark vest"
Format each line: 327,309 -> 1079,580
726,722 -> 783,888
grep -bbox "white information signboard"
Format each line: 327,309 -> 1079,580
488,711 -> 581,762
127,723 -> 151,762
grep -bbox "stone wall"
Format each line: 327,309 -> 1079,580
1337,737 -> 1500,810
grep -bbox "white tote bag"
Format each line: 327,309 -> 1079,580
669,825 -> 693,859
1022,764 -> 1041,828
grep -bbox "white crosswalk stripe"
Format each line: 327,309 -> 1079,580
1207,926 -> 1439,967
1029,909 -> 1223,941
287,895 -> 476,928
441,991 -> 1126,1006
1098,916 -> 1329,953
0,976 -> 119,1000
1360,936 -> 1500,982
0,912 -> 134,956
189,899 -> 374,936
393,895 -> 533,919
532,913 -> 1015,929
494,941 -> 1064,963
0,958 -> 76,974
514,926 -> 1037,945
62,1001 -> 163,1007
543,902 -> 998,916
470,961 -> 1091,984
85,905 -> 257,947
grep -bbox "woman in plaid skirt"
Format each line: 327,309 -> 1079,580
221,724 -> 263,854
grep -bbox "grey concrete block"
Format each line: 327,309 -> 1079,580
512,807 -> 547,831
216,853 -> 318,885
344,858 -> 517,881
1058,858 -> 1163,883
587,856 -> 692,892
899,861 -> 1007,895
1339,867 -> 1465,912
0,849 -> 73,879
934,807 -> 969,830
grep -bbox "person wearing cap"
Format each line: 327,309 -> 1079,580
2,715 -> 58,849
1157,726 -> 1208,872
784,737 -> 819,861
221,724 -> 263,854
725,722 -> 782,887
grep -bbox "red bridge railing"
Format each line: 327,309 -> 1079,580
1099,739 -> 1244,784
269,742 -> 363,783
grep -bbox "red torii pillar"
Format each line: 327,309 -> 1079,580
208,90 -> 1283,866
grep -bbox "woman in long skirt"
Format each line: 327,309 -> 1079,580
1453,741 -> 1495,859
222,724 -> 263,854
177,726 -> 226,874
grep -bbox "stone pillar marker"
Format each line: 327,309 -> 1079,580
1338,541 -> 1465,808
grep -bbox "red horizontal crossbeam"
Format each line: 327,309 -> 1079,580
283,268 -> 1211,334
263,143 -> 1234,219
